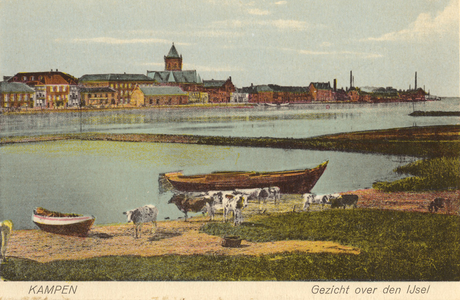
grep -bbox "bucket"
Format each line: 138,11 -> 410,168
221,235 -> 242,247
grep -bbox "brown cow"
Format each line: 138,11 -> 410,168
428,198 -> 445,213
168,193 -> 213,221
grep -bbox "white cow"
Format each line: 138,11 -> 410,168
1,220 -> 13,263
302,193 -> 340,211
223,194 -> 248,226
123,205 -> 159,238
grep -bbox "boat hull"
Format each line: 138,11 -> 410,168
32,214 -> 95,237
165,161 -> 328,194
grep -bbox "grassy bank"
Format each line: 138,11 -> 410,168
2,209 -> 459,281
2,125 -> 459,158
410,111 -> 460,117
373,157 -> 460,192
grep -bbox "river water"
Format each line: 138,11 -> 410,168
1,98 -> 458,229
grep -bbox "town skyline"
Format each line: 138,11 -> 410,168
1,0 -> 458,97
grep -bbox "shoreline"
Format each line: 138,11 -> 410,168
0,99 -> 443,115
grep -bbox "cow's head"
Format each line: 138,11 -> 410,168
123,210 -> 133,222
235,195 -> 247,209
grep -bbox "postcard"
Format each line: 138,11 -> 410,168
0,0 -> 459,299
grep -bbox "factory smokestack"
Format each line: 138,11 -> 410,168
333,79 -> 337,92
415,72 -> 417,90
350,71 -> 353,89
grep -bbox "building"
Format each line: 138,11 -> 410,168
147,44 -> 203,93
230,88 -> 249,104
188,91 -> 209,104
7,70 -> 78,109
79,73 -> 155,106
240,84 -> 309,104
130,86 -> 188,106
164,43 -> 182,71
202,77 -> 236,103
0,81 -> 35,110
79,87 -> 118,108
309,82 -> 333,101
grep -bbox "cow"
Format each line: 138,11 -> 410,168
123,205 -> 159,238
302,193 -> 339,211
236,186 -> 281,205
330,194 -> 359,209
0,220 -> 13,263
222,194 -> 248,226
428,198 -> 445,213
168,193 -> 214,221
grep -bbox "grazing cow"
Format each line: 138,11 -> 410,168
0,220 -> 13,263
223,194 -> 248,226
428,198 -> 445,213
236,186 -> 281,204
123,205 -> 159,238
168,193 -> 214,221
302,193 -> 339,211
330,194 -> 359,209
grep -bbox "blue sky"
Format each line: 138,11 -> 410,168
1,0 -> 458,96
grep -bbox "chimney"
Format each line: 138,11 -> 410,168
333,79 -> 337,92
415,72 -> 417,90
350,71 -> 352,89
56,69 -> 58,72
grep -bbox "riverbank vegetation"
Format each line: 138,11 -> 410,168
2,209 -> 459,281
373,157 -> 460,192
2,125 -> 459,158
410,111 -> 460,117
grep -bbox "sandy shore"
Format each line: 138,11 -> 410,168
5,189 -> 458,263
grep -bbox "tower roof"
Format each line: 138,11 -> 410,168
166,43 -> 181,58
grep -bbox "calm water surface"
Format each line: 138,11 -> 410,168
1,141 -> 416,229
1,98 -> 458,138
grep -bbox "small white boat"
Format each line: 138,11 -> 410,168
32,207 -> 95,237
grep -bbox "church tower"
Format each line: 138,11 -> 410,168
164,43 -> 183,71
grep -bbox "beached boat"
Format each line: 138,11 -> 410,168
32,207 -> 95,237
164,161 -> 328,194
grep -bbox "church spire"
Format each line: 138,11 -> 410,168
164,43 -> 182,71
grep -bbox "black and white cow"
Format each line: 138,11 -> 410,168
330,194 -> 359,209
223,194 -> 248,226
236,186 -> 281,204
1,220 -> 13,263
302,193 -> 340,211
123,205 -> 159,238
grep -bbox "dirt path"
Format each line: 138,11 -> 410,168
7,218 -> 359,263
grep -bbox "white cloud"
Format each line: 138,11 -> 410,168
137,62 -> 164,67
212,19 -> 309,31
185,64 -> 244,72
66,37 -> 182,45
248,8 -> 271,15
284,48 -> 383,59
274,1 -> 288,5
366,0 -> 458,42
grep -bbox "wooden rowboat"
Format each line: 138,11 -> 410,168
32,207 -> 95,237
164,161 -> 328,194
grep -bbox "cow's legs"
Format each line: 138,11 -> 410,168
151,221 -> 157,235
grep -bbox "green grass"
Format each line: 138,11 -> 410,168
3,209 -> 459,281
373,157 -> 460,192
